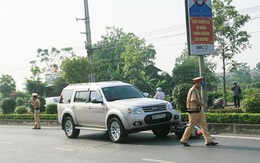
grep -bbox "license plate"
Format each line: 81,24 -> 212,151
152,113 -> 166,120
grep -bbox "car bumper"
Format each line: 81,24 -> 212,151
122,111 -> 181,131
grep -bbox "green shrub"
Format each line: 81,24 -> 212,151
0,114 -> 58,120
242,94 -> 260,113
172,83 -> 192,112
16,97 -> 26,106
207,90 -> 222,100
226,90 -> 234,102
208,108 -> 243,113
1,98 -> 16,114
15,106 -> 28,114
39,96 -> 46,113
205,113 -> 260,124
45,104 -> 57,114
180,113 -> 260,124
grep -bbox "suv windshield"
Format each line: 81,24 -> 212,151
102,85 -> 144,101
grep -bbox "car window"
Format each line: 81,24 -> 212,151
102,85 -> 144,101
54,97 -> 59,102
74,91 -> 89,102
89,90 -> 101,101
60,89 -> 73,104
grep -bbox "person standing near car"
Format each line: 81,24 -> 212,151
180,76 -> 218,147
231,81 -> 241,108
153,87 -> 165,100
30,93 -> 41,129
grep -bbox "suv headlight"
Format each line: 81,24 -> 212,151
166,102 -> 173,110
126,107 -> 144,114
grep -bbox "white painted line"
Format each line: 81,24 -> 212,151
142,158 -> 177,163
213,135 -> 260,140
0,142 -> 13,145
53,147 -> 73,151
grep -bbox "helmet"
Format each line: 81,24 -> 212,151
156,87 -> 162,91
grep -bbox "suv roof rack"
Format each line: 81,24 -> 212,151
67,81 -> 124,87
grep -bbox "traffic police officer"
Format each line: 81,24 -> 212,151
180,76 -> 218,147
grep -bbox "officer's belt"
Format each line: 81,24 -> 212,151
187,108 -> 201,114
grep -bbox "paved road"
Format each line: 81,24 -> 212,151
0,125 -> 259,163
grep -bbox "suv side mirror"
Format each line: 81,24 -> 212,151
143,92 -> 150,98
91,97 -> 103,104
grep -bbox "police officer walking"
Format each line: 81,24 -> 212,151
180,77 -> 218,147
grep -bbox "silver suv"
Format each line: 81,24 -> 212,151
57,81 -> 181,143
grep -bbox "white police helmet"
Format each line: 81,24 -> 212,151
156,87 -> 162,91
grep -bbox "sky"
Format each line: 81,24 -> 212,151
0,0 -> 259,91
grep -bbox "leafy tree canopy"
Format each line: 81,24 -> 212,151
61,57 -> 91,84
172,49 -> 217,85
0,74 -> 16,98
25,79 -> 45,96
212,0 -> 251,105
92,26 -> 163,93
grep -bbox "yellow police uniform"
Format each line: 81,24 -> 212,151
31,93 -> 41,129
180,77 -> 217,146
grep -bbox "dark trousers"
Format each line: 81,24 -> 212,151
233,95 -> 240,107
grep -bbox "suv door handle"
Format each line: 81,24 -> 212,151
72,106 -> 75,109
88,106 -> 91,110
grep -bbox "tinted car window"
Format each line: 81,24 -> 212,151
89,90 -> 101,102
74,91 -> 89,102
60,89 -> 73,104
102,85 -> 144,101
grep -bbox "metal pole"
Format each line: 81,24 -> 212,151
199,55 -> 207,110
83,0 -> 95,82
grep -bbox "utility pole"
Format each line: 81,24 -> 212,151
77,0 -> 95,82
199,56 -> 207,109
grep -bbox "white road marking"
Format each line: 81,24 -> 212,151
213,135 -> 260,140
0,142 -> 13,145
143,130 -> 260,140
142,158 -> 177,163
53,147 -> 73,151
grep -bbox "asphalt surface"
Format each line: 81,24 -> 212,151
0,125 -> 260,163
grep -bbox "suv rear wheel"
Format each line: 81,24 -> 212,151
152,125 -> 170,137
108,117 -> 127,143
64,116 -> 80,138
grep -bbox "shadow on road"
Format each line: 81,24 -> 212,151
76,131 -> 202,146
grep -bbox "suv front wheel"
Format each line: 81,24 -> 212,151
64,116 -> 80,138
108,117 -> 127,143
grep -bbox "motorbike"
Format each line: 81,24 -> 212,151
171,122 -> 202,139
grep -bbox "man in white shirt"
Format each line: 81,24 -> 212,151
153,87 -> 165,100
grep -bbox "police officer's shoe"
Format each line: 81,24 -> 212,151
180,142 -> 190,147
206,142 -> 218,146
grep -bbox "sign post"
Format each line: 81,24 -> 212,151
185,0 -> 214,109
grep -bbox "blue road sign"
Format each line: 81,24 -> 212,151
190,0 -> 212,17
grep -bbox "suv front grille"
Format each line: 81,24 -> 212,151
144,112 -> 172,124
142,105 -> 166,112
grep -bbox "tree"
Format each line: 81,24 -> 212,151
61,57 -> 91,84
172,49 -> 217,87
25,79 -> 46,96
0,74 -> 16,98
212,0 -> 251,105
172,83 -> 192,112
36,47 -> 76,76
228,62 -> 251,85
29,47 -> 77,88
1,98 -> 16,114
256,62 -> 260,71
52,77 -> 68,95
15,91 -> 31,107
29,60 -> 41,80
93,26 -> 157,90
